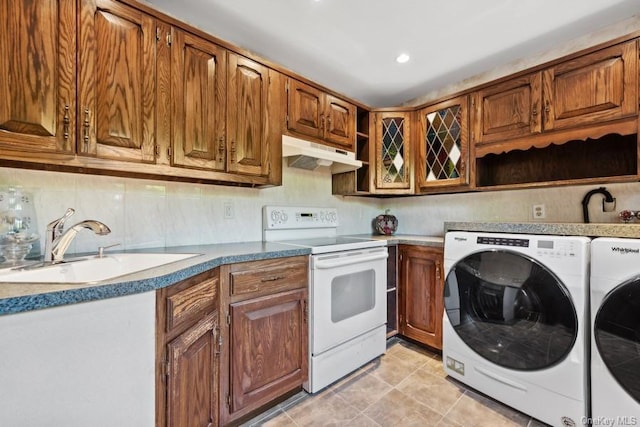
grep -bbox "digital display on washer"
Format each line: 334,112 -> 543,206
477,236 -> 529,247
537,240 -> 554,249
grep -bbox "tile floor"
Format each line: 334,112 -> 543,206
241,338 -> 549,427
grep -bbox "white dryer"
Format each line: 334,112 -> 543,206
590,237 -> 640,424
443,231 -> 590,427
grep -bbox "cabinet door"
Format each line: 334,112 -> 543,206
0,0 -> 75,154
166,313 -> 219,427
171,28 -> 226,171
227,53 -> 269,176
229,288 -> 307,414
324,95 -> 355,150
78,0 -> 156,163
471,73 -> 542,144
399,245 -> 444,350
287,79 -> 324,140
417,96 -> 469,190
374,112 -> 412,191
543,40 -> 638,131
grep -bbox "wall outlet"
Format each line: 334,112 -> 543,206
224,201 -> 234,219
532,204 -> 546,220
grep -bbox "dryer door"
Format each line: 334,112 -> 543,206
444,249 -> 578,371
594,276 -> 640,403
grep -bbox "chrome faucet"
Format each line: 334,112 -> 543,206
581,187 -> 616,223
44,209 -> 111,263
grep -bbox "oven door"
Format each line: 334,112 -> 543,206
310,247 -> 388,355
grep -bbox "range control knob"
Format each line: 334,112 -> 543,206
270,210 -> 280,222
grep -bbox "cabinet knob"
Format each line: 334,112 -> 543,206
230,140 -> 236,163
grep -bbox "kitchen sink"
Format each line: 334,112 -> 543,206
0,253 -> 200,284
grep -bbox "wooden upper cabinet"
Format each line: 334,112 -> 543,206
324,94 -> 356,148
471,73 -> 542,145
543,40 -> 638,131
171,28 -> 227,171
417,95 -> 470,191
0,0 -> 76,154
373,111 -> 412,192
472,39 -> 638,147
287,80 -> 324,140
227,53 -> 270,176
78,0 -> 156,163
287,78 -> 355,151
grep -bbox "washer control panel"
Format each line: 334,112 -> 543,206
263,206 -> 338,229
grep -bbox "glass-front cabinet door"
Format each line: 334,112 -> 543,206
417,95 -> 469,191
373,111 -> 413,193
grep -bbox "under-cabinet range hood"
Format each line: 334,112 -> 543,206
282,135 -> 362,174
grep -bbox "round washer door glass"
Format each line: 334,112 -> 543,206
594,277 -> 640,403
444,250 -> 578,371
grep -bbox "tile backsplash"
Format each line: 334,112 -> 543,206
0,166 -> 381,255
2,164 -> 640,257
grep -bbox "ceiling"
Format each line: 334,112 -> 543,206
146,0 -> 640,107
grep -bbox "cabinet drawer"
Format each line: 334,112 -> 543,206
166,277 -> 218,333
229,256 -> 308,298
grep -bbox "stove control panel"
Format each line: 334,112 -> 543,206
263,206 -> 338,229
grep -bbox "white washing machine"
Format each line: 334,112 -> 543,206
590,237 -> 640,425
443,231 -> 590,427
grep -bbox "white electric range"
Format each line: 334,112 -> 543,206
263,206 -> 388,393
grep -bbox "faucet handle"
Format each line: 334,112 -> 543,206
47,208 -> 75,233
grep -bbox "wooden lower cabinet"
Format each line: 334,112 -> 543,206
220,256 -> 309,425
156,268 -> 220,427
229,289 -> 307,414
398,245 -> 444,350
166,313 -> 219,427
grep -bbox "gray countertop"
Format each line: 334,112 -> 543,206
0,234 -> 445,316
0,242 -> 309,316
444,221 -> 640,238
348,234 -> 444,247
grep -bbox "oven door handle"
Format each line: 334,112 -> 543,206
314,252 -> 388,269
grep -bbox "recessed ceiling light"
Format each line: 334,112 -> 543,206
396,53 -> 410,64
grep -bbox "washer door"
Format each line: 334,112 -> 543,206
594,276 -> 640,403
444,249 -> 578,371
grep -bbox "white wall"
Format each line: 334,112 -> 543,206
0,165 -> 382,255
385,182 -> 640,236
3,163 -> 640,255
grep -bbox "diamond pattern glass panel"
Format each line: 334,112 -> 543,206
425,105 -> 462,181
381,117 -> 406,184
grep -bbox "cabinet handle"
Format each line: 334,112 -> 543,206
435,262 -> 441,280
320,114 -> 325,131
327,116 -> 332,130
544,101 -> 550,113
62,105 -> 70,142
261,275 -> 284,282
218,137 -> 225,162
531,106 -> 538,116
230,140 -> 236,163
303,299 -> 308,324
460,158 -> 466,174
82,108 -> 90,150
